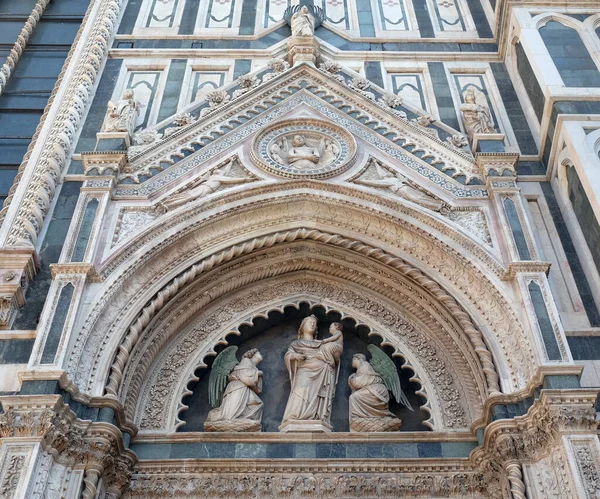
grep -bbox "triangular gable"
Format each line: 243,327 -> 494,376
115,62 -> 484,199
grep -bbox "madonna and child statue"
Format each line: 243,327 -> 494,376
204,314 -> 412,433
279,315 -> 344,433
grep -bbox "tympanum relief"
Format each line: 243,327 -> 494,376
188,313 -> 420,433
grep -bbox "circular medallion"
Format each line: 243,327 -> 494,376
251,119 -> 357,179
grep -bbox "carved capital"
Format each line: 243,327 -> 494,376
476,152 -> 519,180
287,37 -> 320,66
82,151 -> 128,177
0,395 -> 136,495
472,389 -> 598,479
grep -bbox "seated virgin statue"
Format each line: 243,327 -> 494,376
204,347 -> 264,432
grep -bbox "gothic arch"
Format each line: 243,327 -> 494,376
64,184 -> 537,426
121,247 -> 490,432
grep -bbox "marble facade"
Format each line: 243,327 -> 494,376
1,0 -> 600,497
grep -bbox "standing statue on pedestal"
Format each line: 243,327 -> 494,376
460,88 -> 496,139
204,347 -> 264,432
101,89 -> 139,137
348,345 -> 413,432
291,6 -> 315,37
279,316 -> 344,432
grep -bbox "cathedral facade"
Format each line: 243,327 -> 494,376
1,0 -> 600,497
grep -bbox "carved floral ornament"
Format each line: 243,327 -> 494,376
118,251 -> 490,432
102,245 -> 504,433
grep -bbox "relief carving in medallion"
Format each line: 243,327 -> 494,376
252,119 -> 357,179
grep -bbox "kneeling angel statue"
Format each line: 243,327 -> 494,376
348,345 -> 413,432
204,346 -> 264,432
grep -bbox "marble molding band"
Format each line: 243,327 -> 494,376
0,0 -> 50,97
104,227 -> 500,399
0,0 -> 124,246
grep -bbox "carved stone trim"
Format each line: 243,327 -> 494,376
0,395 -> 136,497
69,192 -> 531,401
2,0 -> 124,245
0,0 -> 50,97
102,230 -> 497,411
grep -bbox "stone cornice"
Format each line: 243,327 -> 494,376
0,394 -> 137,494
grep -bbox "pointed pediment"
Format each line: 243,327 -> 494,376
114,61 -> 485,200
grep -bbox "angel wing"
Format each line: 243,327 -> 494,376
367,344 -> 413,411
208,346 -> 239,408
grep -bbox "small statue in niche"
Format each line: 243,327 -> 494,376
291,5 -> 315,37
159,157 -> 251,212
268,134 -> 340,170
204,346 -> 264,432
348,345 -> 413,432
279,316 -> 344,432
355,159 -> 446,213
460,88 -> 496,139
101,89 -> 139,137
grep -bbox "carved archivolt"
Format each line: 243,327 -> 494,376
112,242 -> 494,432
67,190 -> 532,412
129,268 -> 480,432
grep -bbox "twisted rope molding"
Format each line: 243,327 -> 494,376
0,0 -> 50,97
2,0 -> 124,245
105,228 -> 501,399
505,463 -> 527,499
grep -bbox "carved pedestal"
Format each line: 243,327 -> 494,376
287,37 -> 320,66
278,419 -> 333,433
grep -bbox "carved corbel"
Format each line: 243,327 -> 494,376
0,246 -> 38,328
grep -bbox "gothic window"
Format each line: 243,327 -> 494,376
196,0 -> 243,33
374,0 -> 411,31
314,0 -> 352,31
389,73 -> 427,110
264,0 -> 293,28
567,165 -> 600,278
135,0 -> 185,33
189,71 -> 227,103
123,71 -> 162,130
539,21 -> 600,88
428,0 -> 466,31
142,0 -> 180,28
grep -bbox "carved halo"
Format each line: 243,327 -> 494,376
251,118 -> 357,179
